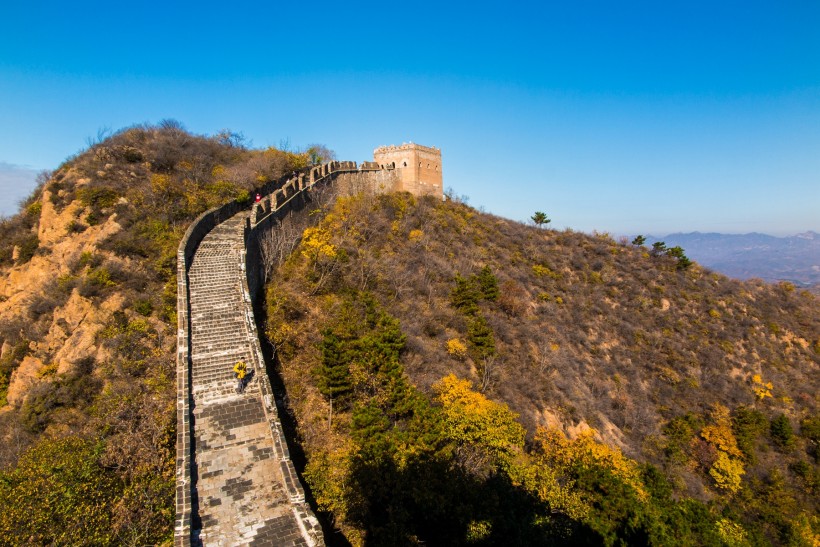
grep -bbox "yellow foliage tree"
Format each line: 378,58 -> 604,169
301,226 -> 337,263
715,518 -> 749,546
508,455 -> 590,520
446,338 -> 467,358
751,374 -> 773,401
433,374 -> 525,473
303,445 -> 361,544
709,451 -> 745,494
701,404 -> 743,458
533,428 -> 649,502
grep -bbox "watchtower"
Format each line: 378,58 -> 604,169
373,143 -> 443,199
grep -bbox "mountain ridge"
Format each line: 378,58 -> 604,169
644,230 -> 820,287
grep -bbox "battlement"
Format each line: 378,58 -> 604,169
374,143 -> 441,155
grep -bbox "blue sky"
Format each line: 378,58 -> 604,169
1,1 -> 818,235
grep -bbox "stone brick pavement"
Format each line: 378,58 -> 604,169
188,215 -> 322,546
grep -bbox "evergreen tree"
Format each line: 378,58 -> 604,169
770,414 -> 795,450
317,329 -> 353,403
531,211 -> 551,228
450,274 -> 479,315
665,246 -> 692,269
651,241 -> 667,257
467,315 -> 496,361
477,265 -> 499,302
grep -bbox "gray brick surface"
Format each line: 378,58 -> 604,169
185,213 -> 323,546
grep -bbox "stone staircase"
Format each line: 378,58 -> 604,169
187,213 -> 322,546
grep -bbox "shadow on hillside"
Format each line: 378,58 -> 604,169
253,291 -> 352,547
346,453 -> 601,546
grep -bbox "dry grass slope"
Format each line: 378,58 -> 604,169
265,191 -> 819,545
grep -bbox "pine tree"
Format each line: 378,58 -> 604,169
531,211 -> 551,228
477,265 -> 499,301
467,315 -> 496,361
450,274 -> 479,315
317,329 -> 353,403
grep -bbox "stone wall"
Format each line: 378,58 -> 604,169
176,200 -> 249,544
176,158 -> 439,544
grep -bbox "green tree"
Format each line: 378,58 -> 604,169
305,144 -> 336,165
450,273 -> 480,315
665,246 -> 693,270
800,414 -> 820,461
732,406 -> 768,463
477,265 -> 499,301
771,414 -> 795,450
531,211 -> 551,228
467,315 -> 496,361
650,241 -> 667,257
631,235 -> 646,246
317,329 -> 354,404
0,437 -> 120,545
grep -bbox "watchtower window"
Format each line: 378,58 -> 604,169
403,161 -> 407,167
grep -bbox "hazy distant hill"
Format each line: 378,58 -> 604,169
646,231 -> 820,287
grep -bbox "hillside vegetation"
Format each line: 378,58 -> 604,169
0,125 -> 816,546
264,192 -> 819,545
0,123 -> 323,544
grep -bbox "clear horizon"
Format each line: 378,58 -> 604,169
1,1 -> 818,237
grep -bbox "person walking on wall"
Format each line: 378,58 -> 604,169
234,361 -> 248,393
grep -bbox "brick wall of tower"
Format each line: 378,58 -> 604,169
373,144 -> 443,199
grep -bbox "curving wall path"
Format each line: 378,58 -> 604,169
174,162 -> 395,545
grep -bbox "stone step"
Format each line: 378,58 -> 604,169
183,204 -> 320,546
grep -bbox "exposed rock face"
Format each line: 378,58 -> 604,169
0,169 -> 127,406
7,355 -> 44,407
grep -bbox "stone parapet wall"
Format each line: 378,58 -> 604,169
176,158 -> 428,545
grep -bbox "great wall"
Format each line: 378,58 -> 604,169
175,146 -> 441,545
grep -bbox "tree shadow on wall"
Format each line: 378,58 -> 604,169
345,451 -> 602,547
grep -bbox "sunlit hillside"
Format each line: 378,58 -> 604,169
264,191 -> 819,545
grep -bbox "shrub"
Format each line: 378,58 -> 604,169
446,338 -> 468,359
16,234 -> 39,264
134,298 -> 154,317
66,219 -> 87,233
497,280 -> 527,317
800,414 -> 820,461
20,361 -> 101,433
77,186 -> 118,209
0,436 -> 120,544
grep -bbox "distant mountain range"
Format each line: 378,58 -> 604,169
645,231 -> 820,289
